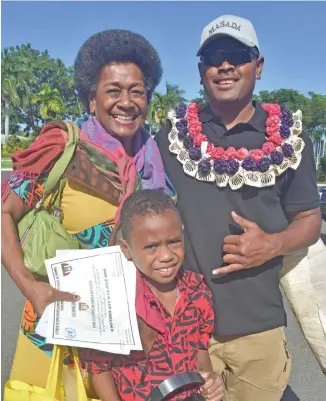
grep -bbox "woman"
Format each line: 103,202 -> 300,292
1,29 -> 172,397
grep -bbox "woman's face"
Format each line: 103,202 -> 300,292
89,62 -> 148,141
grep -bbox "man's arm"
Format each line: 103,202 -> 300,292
275,131 -> 322,253
215,208 -> 321,275
215,131 -> 322,275
272,208 -> 321,256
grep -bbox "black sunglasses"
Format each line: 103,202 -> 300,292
200,48 -> 259,67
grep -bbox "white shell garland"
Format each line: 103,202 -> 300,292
168,107 -> 304,190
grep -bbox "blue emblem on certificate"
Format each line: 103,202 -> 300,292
65,328 -> 76,339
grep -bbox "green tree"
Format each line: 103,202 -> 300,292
254,89 -> 326,141
317,156 -> 326,182
256,89 -> 310,114
2,135 -> 34,156
1,77 -> 20,144
306,92 -> 326,141
1,44 -> 85,136
32,83 -> 65,122
190,88 -> 208,106
148,83 -> 187,130
1,45 -> 35,142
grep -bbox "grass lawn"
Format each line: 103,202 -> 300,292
1,159 -> 12,169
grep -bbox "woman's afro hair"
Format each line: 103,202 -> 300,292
74,29 -> 163,110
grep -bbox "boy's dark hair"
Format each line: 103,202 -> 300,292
74,29 -> 162,112
120,189 -> 179,241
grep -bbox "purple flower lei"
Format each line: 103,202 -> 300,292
257,157 -> 272,173
173,103 -> 296,176
271,150 -> 284,165
189,147 -> 202,161
282,143 -> 294,157
198,159 -> 211,174
213,159 -> 228,174
242,157 -> 257,171
175,104 -> 187,119
227,160 -> 240,175
183,135 -> 194,149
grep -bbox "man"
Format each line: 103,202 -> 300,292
156,15 -> 322,401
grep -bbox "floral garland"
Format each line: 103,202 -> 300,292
168,103 -> 304,190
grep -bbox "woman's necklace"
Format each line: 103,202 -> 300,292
167,103 -> 304,190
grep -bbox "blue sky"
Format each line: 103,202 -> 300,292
2,1 -> 326,100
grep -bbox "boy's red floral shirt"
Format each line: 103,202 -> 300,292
79,270 -> 214,401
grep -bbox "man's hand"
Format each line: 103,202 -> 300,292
198,371 -> 224,401
213,211 -> 282,275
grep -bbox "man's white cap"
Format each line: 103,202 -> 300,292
197,15 -> 259,56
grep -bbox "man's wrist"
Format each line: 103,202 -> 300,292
268,232 -> 285,258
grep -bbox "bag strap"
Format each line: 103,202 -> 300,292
44,345 -> 65,400
43,345 -> 88,401
52,177 -> 67,212
41,122 -> 80,205
72,347 -> 89,401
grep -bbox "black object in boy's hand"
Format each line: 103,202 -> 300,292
146,372 -> 205,401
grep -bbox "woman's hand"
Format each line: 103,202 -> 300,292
25,281 -> 80,317
198,371 -> 224,401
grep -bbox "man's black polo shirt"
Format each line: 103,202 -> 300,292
156,103 -> 320,336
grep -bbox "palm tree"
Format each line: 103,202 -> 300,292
2,77 -> 20,144
1,57 -> 31,143
2,46 -> 38,140
32,83 -> 65,123
148,83 -> 187,131
190,88 -> 208,106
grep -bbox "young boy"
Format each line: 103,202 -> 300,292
79,189 -> 224,401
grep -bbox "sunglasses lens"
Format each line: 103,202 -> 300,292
202,50 -> 253,67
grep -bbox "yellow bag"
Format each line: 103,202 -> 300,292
4,345 -> 98,401
9,331 -> 53,390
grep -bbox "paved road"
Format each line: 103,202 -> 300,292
2,170 -> 326,400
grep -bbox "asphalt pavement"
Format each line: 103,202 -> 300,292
1,170 -> 326,400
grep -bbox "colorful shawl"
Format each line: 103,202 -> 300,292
80,117 -> 166,225
82,117 -> 166,191
2,116 -> 166,222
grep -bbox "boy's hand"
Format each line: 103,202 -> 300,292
198,371 -> 224,400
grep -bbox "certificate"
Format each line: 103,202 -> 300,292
39,247 -> 142,354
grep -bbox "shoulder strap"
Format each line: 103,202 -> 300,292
42,122 -> 80,202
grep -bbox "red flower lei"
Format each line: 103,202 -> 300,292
185,103 -> 283,161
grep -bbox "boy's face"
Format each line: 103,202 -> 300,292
120,210 -> 184,286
